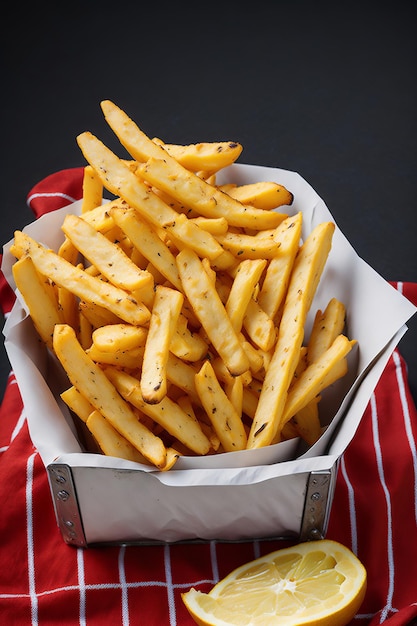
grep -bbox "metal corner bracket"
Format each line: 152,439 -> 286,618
299,468 -> 335,542
47,463 -> 87,547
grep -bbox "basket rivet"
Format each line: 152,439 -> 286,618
311,492 -> 321,501
55,474 -> 66,484
57,490 -> 70,502
310,528 -> 322,540
64,520 -> 74,528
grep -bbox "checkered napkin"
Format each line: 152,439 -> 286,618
1,169 -> 417,625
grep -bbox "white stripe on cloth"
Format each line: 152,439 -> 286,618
77,547 -> 86,626
26,191 -> 78,209
371,391 -> 395,624
340,454 -> 358,554
164,544 -> 176,625
393,349 -> 417,525
118,545 -> 130,626
210,540 -> 219,584
26,452 -> 38,626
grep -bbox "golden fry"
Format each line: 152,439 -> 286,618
62,213 -> 153,292
140,285 -> 183,404
60,385 -> 95,422
169,313 -> 208,362
307,297 -> 346,364
12,256 -> 63,350
177,248 -> 250,376
225,259 -> 267,333
257,212 -> 303,319
225,181 -> 294,210
154,139 -> 243,173
195,360 -> 247,452
86,344 -> 144,369
242,299 -> 276,352
86,409 -> 152,464
81,165 -> 103,213
92,323 -> 148,353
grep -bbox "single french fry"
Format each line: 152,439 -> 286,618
58,283 -> 79,329
12,256 -> 63,350
247,221 -> 335,449
62,213 -> 153,292
225,259 -> 267,333
81,165 -> 103,213
166,353 -> 202,407
169,313 -> 208,362
141,285 -> 184,404
257,212 -> 303,319
103,224 -> 134,256
92,323 -> 147,353
80,200 -> 118,233
78,310 -> 93,350
215,230 -> 285,260
86,344 -> 144,369
78,300 -> 124,329
11,231 -> 151,327
292,398 -> 322,446
307,297 -> 346,364
190,216 -> 229,235
242,298 -> 276,352
105,367 -> 211,455
242,387 -> 259,420
86,409 -> 152,464
154,139 -> 243,172
61,385 -> 95,422
281,419 -> 300,440
176,248 -> 250,377
195,360 -> 247,452
177,396 -> 221,452
159,448 -> 182,471
224,374 -> 243,416
239,335 -> 264,374
225,181 -> 294,210
57,236 -> 79,265
53,324 -> 167,468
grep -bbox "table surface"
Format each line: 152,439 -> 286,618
1,3 -> 416,403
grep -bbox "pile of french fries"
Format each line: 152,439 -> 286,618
10,100 -> 356,470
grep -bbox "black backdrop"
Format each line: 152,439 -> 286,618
1,2 -> 416,402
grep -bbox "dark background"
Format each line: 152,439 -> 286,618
1,2 -> 416,404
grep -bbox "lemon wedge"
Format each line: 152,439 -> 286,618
182,539 -> 367,626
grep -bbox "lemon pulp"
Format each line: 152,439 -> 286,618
182,539 -> 367,626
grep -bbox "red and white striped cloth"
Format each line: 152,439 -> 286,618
1,169 -> 417,625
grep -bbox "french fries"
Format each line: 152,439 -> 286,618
9,100 -> 357,470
